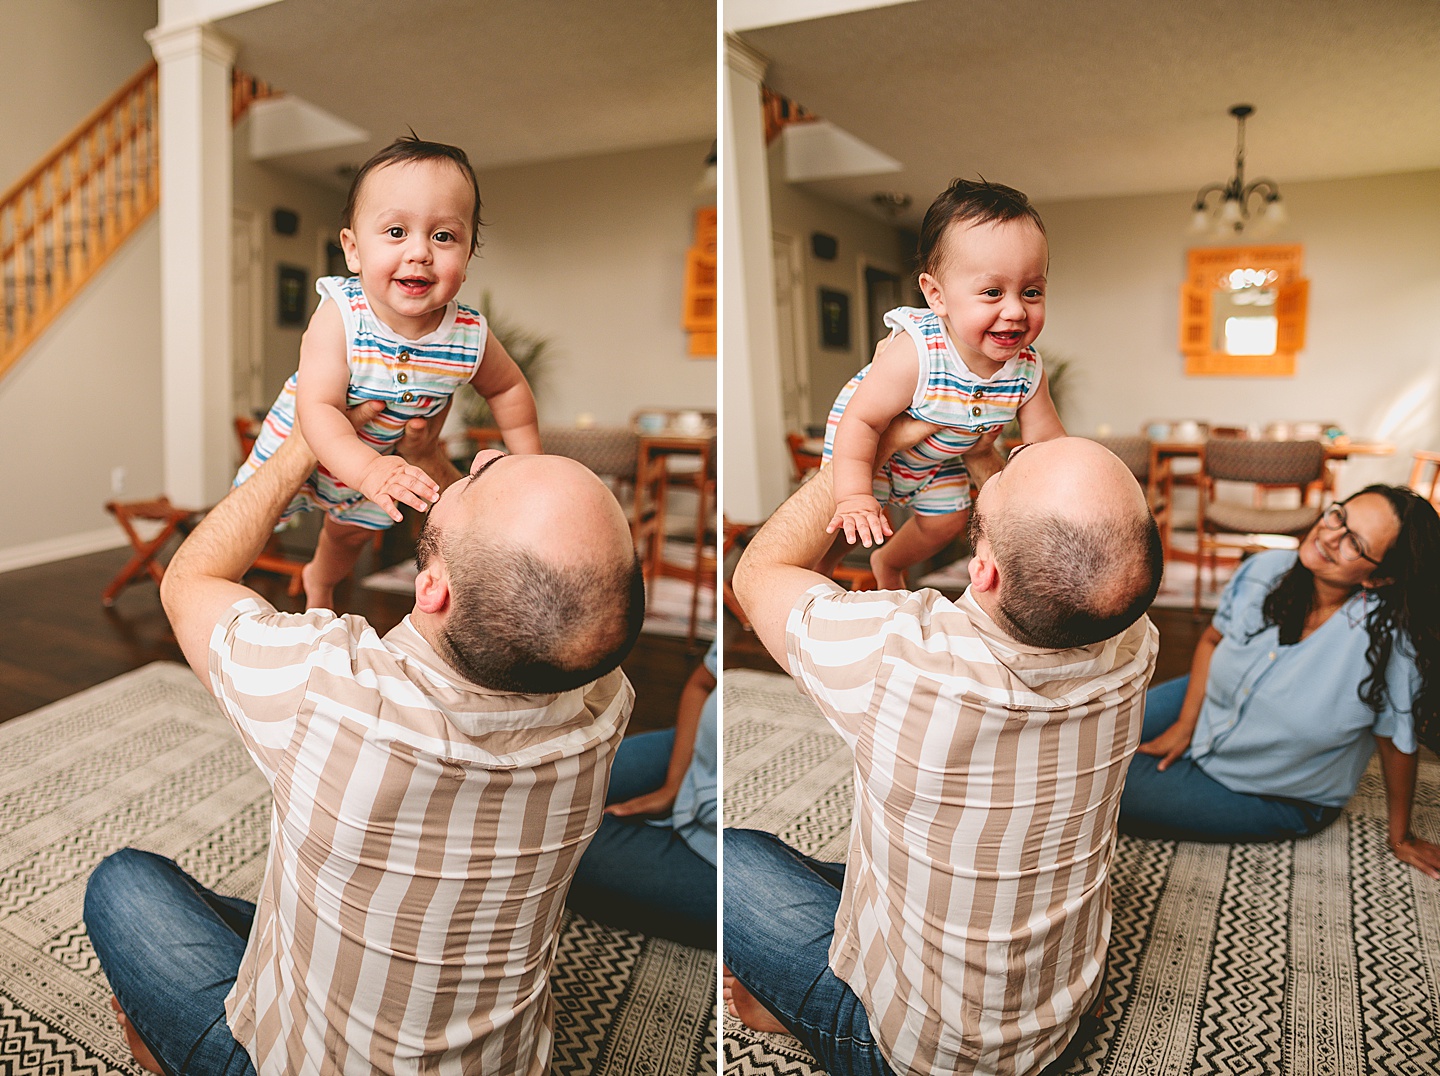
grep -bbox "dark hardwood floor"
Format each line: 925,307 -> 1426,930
0,545 -> 704,734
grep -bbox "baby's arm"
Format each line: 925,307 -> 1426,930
469,332 -> 542,454
295,302 -> 439,521
1016,367 -> 1067,443
827,332 -> 921,547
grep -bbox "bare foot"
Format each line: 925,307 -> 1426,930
301,561 -> 335,612
869,549 -> 908,591
722,965 -> 789,1034
110,997 -> 164,1074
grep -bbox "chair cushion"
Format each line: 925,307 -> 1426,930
1205,501 -> 1321,537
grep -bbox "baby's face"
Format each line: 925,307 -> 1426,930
918,219 -> 1048,371
340,159 -> 476,338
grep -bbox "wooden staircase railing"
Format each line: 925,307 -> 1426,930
0,62 -> 276,382
0,62 -> 158,381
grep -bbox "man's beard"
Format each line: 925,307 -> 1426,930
415,515 -> 441,570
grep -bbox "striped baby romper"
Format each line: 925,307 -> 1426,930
234,275 -> 488,529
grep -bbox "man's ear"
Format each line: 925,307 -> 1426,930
415,561 -> 451,614
968,542 -> 1000,593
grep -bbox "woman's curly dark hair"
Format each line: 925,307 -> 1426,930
1259,485 -> 1440,751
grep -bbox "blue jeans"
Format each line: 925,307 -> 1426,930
722,828 -> 896,1076
1119,675 -> 1341,841
84,848 -> 256,1076
723,830 -> 1097,1076
566,729 -> 716,948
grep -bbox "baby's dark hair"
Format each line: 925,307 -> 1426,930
342,134 -> 484,255
916,178 -> 1046,278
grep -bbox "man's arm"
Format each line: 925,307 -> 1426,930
161,431 -> 325,683
161,401 -> 389,684
736,416 -> 966,666
733,467 -> 841,667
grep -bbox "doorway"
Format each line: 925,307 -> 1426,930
771,232 -> 809,433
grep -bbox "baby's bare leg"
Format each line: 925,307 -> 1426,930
303,518 -> 377,611
814,532 -> 852,577
870,510 -> 969,590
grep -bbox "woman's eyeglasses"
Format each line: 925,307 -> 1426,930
1319,503 -> 1382,565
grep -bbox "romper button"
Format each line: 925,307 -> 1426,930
974,388 -> 985,398
397,371 -> 409,384
401,391 -> 415,403
971,405 -> 983,417
397,350 -> 410,363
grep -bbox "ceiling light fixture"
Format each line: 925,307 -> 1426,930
1190,104 -> 1286,237
871,191 -> 912,218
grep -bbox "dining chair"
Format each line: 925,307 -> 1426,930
234,415 -> 310,595
1407,450 -> 1440,508
785,431 -> 823,486
1194,437 -> 1326,614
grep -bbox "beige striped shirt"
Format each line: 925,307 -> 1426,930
786,584 -> 1156,1076
206,598 -> 632,1075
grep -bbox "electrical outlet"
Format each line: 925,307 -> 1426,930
111,466 -> 126,495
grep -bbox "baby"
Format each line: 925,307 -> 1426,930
823,178 -> 1065,589
235,135 -> 541,610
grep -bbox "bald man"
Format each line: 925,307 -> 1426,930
84,406 -> 645,1075
726,432 -> 1163,1076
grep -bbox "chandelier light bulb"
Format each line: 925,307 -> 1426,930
1188,104 -> 1285,237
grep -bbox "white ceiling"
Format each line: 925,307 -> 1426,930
216,0 -> 716,187
738,0 -> 1440,227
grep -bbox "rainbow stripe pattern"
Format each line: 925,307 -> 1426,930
823,306 -> 1041,515
234,276 -> 487,529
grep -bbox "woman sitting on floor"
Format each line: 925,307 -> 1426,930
565,642 -> 717,947
1121,484 -> 1440,878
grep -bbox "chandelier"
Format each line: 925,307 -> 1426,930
1190,104 -> 1286,237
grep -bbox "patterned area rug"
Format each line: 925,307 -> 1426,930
0,663 -> 716,1075
722,669 -> 1440,1076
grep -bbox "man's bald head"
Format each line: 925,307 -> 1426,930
416,453 -> 644,693
969,438 -> 1162,649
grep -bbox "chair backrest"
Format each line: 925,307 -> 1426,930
540,427 -> 639,480
1093,436 -> 1150,482
785,431 -> 822,481
1204,437 -> 1326,485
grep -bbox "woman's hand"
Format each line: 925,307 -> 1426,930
1136,721 -> 1194,771
1389,834 -> 1440,879
605,786 -> 679,819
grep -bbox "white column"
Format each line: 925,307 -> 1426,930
723,35 -> 789,523
146,22 -> 236,507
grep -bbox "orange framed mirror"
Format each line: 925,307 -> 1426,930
1180,244 -> 1308,376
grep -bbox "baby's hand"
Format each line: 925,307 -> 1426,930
826,495 -> 892,548
356,455 -> 440,522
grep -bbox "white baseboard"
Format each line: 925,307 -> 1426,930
0,528 -> 129,575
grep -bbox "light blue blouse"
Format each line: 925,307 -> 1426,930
1191,549 -> 1417,807
662,642 -> 717,866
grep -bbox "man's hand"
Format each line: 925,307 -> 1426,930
826,494 -> 892,548
356,455 -> 440,522
960,427 -> 1006,491
1390,834 -> 1440,880
1135,720 -> 1195,771
874,416 -> 944,465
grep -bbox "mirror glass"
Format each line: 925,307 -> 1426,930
1212,267 -> 1278,355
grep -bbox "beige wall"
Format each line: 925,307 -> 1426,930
0,221 -> 164,560
0,0 -> 158,192
454,140 -> 718,428
231,126 -> 348,404
768,145 -> 913,427
1037,169 -> 1440,495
